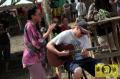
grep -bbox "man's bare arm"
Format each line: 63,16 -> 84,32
46,41 -> 69,56
47,41 -> 60,55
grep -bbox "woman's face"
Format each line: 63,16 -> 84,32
33,9 -> 41,23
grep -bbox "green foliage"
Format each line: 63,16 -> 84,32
94,9 -> 110,21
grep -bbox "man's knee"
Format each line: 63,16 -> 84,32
73,67 -> 83,79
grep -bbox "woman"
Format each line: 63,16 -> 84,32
22,6 -> 55,79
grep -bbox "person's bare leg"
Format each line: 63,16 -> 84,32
55,67 -> 61,79
73,67 -> 83,79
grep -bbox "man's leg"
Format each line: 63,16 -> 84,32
64,61 -> 83,79
73,67 -> 83,79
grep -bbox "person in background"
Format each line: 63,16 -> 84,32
116,0 -> 120,15
71,0 -> 77,21
50,0 -> 61,18
76,0 -> 86,20
62,0 -> 71,22
22,6 -> 55,79
106,0 -> 117,17
0,19 -> 11,72
87,0 -> 96,21
110,0 -> 120,16
52,17 -> 61,37
60,17 -> 71,31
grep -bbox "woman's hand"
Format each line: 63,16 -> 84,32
47,23 -> 56,33
43,23 -> 56,39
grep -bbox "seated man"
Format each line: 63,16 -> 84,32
47,21 -> 103,79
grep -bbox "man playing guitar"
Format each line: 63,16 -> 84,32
47,21 -> 103,79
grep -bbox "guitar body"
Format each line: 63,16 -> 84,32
47,44 -> 74,67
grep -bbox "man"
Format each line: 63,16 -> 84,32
76,0 -> 86,20
62,1 -> 71,22
47,21 -> 102,79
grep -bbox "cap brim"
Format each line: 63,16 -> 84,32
80,27 -> 90,34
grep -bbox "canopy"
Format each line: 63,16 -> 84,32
0,0 -> 11,7
0,0 -> 43,7
16,0 -> 32,5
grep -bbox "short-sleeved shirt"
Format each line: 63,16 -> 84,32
51,29 -> 91,60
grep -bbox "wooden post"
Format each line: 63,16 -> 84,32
111,21 -> 120,50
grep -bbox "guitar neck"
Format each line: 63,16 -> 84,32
71,47 -> 98,53
87,47 -> 98,51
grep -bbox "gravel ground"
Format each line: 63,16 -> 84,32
10,35 -> 24,54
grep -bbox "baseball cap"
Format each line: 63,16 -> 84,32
76,20 -> 89,34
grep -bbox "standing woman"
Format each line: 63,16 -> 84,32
22,6 -> 55,79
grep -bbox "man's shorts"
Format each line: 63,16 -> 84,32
64,57 -> 101,76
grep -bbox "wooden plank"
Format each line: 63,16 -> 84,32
95,50 -> 120,59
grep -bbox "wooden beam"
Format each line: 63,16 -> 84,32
95,50 -> 120,59
88,16 -> 120,26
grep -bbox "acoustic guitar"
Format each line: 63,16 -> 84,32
47,44 -> 104,67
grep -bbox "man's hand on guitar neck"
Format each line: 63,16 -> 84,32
57,50 -> 69,57
81,49 -> 90,58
